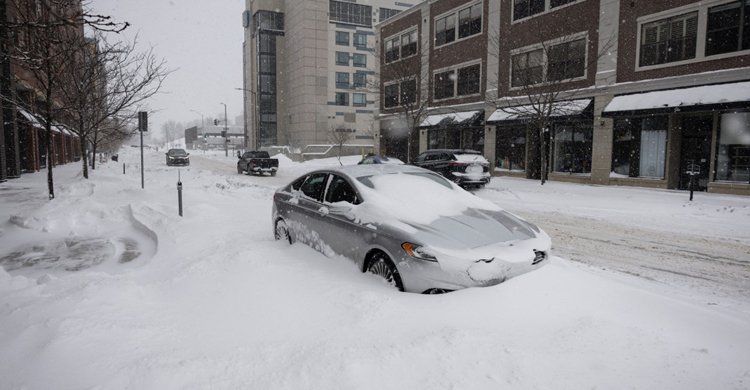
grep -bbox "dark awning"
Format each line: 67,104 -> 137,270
419,110 -> 483,128
487,99 -> 592,123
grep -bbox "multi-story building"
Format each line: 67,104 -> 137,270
377,0 -> 750,195
241,0 -> 414,151
1,0 -> 82,181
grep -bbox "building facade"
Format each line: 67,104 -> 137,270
242,0 -> 415,151
1,0 -> 83,182
377,0 -> 750,195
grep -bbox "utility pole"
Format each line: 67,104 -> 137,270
220,102 -> 228,157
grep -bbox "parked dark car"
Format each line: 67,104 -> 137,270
237,150 -> 279,176
412,149 -> 490,187
272,164 -> 550,293
165,148 -> 189,166
357,154 -> 404,165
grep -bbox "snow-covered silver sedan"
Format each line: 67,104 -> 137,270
272,164 -> 551,293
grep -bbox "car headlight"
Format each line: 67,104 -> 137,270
402,242 -> 437,262
169,156 -> 175,159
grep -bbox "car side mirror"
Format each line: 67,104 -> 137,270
186,153 -> 190,156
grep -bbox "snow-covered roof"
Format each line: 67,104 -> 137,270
488,99 -> 592,122
419,110 -> 481,127
603,81 -> 750,113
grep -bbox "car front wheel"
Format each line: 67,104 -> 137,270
367,252 -> 404,291
237,165 -> 242,174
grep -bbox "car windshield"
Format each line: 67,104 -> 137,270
357,172 -> 452,189
245,151 -> 270,158
168,149 -> 187,156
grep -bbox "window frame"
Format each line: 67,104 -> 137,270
335,31 -> 350,46
335,72 -> 350,89
334,92 -> 349,106
433,60 -> 483,101
511,0 -> 586,23
434,1 -> 483,49
509,32 -> 589,90
635,0 -> 750,72
353,92 -> 367,107
383,78 -> 417,108
352,53 -> 367,67
335,51 -> 350,66
384,27 -> 418,64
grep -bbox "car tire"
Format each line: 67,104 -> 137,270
270,171 -> 277,177
274,219 -> 292,244
367,252 -> 404,291
237,165 -> 242,174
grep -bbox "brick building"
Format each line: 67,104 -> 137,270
376,0 -> 750,195
1,0 -> 82,182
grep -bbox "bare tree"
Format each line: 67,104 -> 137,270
490,32 -> 615,183
0,0 -> 131,196
371,39 -> 430,163
58,32 -> 168,177
328,124 -> 353,166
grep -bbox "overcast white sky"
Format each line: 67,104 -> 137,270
88,0 -> 246,134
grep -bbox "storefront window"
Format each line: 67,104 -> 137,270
552,122 -> 592,173
495,125 -> 526,171
716,112 -> 750,182
612,116 -> 668,178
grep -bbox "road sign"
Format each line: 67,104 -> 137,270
138,111 -> 148,132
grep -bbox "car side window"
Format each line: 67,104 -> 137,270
325,175 -> 359,204
290,176 -> 307,191
414,154 -> 426,163
300,173 -> 328,201
425,153 -> 439,162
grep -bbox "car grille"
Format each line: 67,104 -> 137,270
532,250 -> 546,265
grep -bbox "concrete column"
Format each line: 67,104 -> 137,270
590,95 -> 614,184
484,125 -> 496,169
666,114 -> 682,190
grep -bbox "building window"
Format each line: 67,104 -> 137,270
496,125 -> 526,171
706,1 -> 750,56
513,0 -> 545,21
336,51 -> 349,65
335,92 -> 349,106
435,14 -> 456,46
254,10 -> 284,32
353,32 -> 367,48
435,3 -> 482,47
552,122 -> 593,174
458,4 -> 482,39
380,7 -> 401,22
336,31 -> 349,46
384,84 -> 399,108
401,30 -> 418,57
386,29 -> 418,63
336,72 -> 349,88
400,79 -> 417,104
611,116 -> 668,178
716,112 -> 750,182
511,49 -> 543,87
434,70 -> 455,100
353,53 -> 366,67
329,0 -> 373,27
353,93 -> 367,107
639,12 -> 698,67
550,0 -> 577,8
457,64 -> 481,96
384,79 -> 417,108
547,38 -> 586,81
385,36 -> 400,63
353,73 -> 367,88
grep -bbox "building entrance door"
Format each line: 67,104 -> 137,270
678,115 -> 713,191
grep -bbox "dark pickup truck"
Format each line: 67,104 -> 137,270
237,151 -> 279,176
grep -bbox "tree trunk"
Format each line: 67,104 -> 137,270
91,141 -> 97,170
540,126 -> 547,185
46,126 -> 54,199
80,136 -> 89,179
525,126 -> 541,180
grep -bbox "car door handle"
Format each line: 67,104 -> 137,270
318,206 -> 329,216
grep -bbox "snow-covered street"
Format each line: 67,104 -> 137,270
1,147 -> 749,389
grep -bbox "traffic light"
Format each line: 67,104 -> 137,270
213,119 -> 219,126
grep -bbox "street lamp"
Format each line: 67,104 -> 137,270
189,109 -> 205,128
235,87 -> 257,150
220,102 -> 228,157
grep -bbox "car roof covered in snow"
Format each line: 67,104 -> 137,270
317,163 -> 432,178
